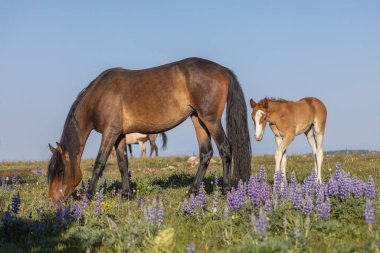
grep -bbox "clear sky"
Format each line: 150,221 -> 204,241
1,1 -> 379,161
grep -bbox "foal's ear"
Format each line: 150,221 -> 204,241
49,143 -> 57,155
249,99 -> 256,108
56,142 -> 65,155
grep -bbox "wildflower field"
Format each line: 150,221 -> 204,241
0,153 -> 379,253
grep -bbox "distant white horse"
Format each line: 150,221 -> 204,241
110,133 -> 168,159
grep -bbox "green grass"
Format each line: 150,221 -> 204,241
0,153 -> 379,253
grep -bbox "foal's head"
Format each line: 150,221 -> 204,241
47,143 -> 79,203
249,98 -> 268,141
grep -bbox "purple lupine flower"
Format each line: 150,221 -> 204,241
12,174 -> 17,184
81,194 -> 89,209
212,192 -> 219,213
328,176 -> 339,196
9,185 -> 14,191
294,217 -> 301,239
247,176 -> 261,207
223,205 -> 229,218
2,177 -> 7,190
38,219 -> 45,233
334,162 -> 341,180
186,243 -> 196,253
157,201 -> 164,224
303,195 -> 314,216
183,199 -> 193,215
73,204 -> 82,220
11,192 -> 21,214
364,199 -> 375,225
281,181 -> 289,201
273,171 -> 283,196
293,185 -> 302,210
5,210 -> 11,219
227,186 -> 245,211
290,171 -> 297,188
260,182 -> 271,202
272,193 -> 279,209
338,171 -> 350,200
189,194 -> 196,209
350,176 -> 363,198
259,165 -> 267,182
302,175 -> 313,198
195,183 -> 207,208
94,190 -> 103,217
237,180 -> 246,206
63,205 -> 71,221
148,198 -> 157,222
264,198 -> 272,212
36,166 -> 43,177
365,176 -> 376,200
155,195 -> 159,202
310,170 -> 317,184
138,197 -> 144,209
320,197 -> 331,221
56,200 -> 63,221
254,208 -> 269,241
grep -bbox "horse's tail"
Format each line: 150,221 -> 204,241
160,133 -> 168,150
127,144 -> 133,156
226,70 -> 251,182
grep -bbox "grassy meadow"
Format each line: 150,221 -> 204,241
0,153 -> 379,253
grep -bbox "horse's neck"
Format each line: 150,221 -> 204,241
266,101 -> 283,125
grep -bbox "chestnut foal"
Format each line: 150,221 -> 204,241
250,97 -> 327,183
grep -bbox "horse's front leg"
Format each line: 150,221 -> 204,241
87,131 -> 120,198
274,134 -> 294,179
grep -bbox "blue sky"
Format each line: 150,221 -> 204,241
1,1 -> 379,161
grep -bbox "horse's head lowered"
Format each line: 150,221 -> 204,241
47,142 -> 80,203
250,98 -> 268,141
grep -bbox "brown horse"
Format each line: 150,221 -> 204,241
249,97 -> 327,183
48,57 -> 251,202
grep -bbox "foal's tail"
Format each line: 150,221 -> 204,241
160,133 -> 168,150
226,70 -> 252,182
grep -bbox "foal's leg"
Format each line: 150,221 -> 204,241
115,135 -> 132,198
188,115 -> 213,195
314,132 -> 324,183
275,136 -> 287,178
149,138 -> 158,157
87,130 -> 120,197
305,128 -> 318,178
274,134 -> 294,178
139,141 -> 146,158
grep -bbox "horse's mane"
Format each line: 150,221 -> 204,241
261,97 -> 290,103
48,68 -> 118,181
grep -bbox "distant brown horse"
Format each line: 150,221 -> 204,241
249,97 -> 327,182
48,57 -> 251,202
110,132 -> 168,159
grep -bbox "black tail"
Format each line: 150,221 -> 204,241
160,133 -> 168,150
128,144 -> 133,156
226,70 -> 252,182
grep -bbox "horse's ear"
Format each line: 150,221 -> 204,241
56,142 -> 65,155
249,99 -> 256,108
49,143 -> 57,155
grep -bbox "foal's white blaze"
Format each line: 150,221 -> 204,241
254,110 -> 265,140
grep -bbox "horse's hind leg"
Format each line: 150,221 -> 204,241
305,128 -> 318,178
198,116 -> 232,193
115,135 -> 132,198
87,130 -> 121,198
188,115 -> 213,195
139,141 -> 146,158
314,131 -> 325,183
149,139 -> 158,157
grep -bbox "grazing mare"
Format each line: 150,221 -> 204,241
47,57 -> 251,202
110,133 -> 168,159
249,97 -> 327,183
